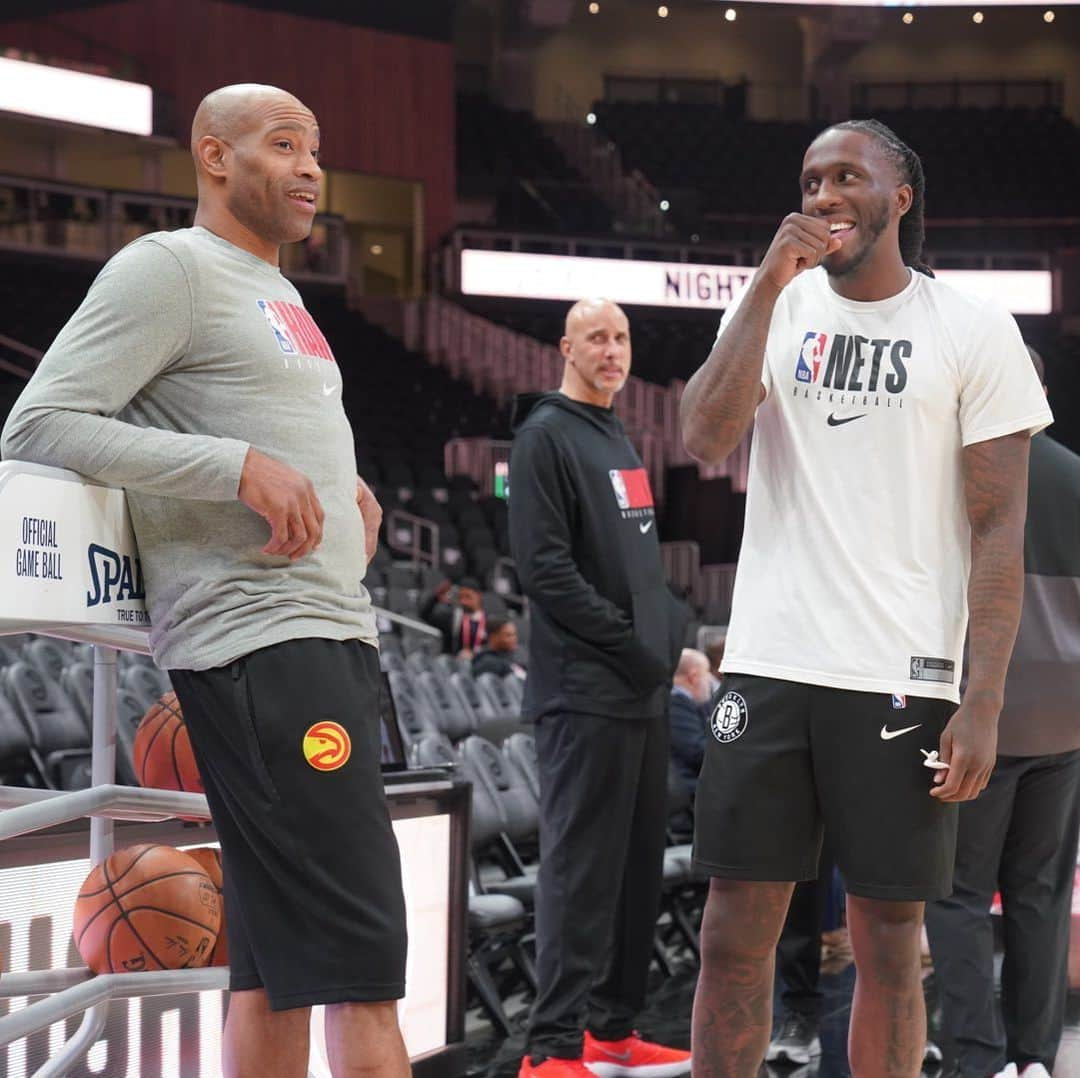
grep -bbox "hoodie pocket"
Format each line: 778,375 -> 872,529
627,584 -> 685,693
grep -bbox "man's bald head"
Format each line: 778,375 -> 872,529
676,648 -> 710,681
558,297 -> 631,407
564,298 -> 625,338
191,84 -> 313,161
674,648 -> 712,702
189,83 -> 321,262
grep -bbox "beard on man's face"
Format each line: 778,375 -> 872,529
824,198 -> 891,279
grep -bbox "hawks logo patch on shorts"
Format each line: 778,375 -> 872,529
710,691 -> 749,744
302,721 -> 352,771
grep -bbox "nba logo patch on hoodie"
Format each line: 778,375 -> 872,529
608,468 -> 653,510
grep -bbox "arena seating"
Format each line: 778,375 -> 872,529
592,101 -> 1080,229
0,635 -> 167,790
457,91 -> 614,234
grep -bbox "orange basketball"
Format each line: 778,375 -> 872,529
185,847 -> 228,967
133,691 -> 203,793
73,844 -> 221,974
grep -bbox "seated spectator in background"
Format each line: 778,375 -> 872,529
471,616 -> 527,679
668,648 -> 713,796
703,634 -> 726,695
419,576 -> 487,657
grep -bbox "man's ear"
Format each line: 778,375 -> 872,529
197,135 -> 229,179
895,182 -> 913,219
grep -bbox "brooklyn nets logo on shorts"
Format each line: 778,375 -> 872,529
710,690 -> 749,744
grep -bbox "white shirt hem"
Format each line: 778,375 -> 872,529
718,658 -> 960,703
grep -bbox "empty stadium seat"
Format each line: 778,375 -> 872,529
417,670 -> 476,742
450,671 -> 499,725
476,672 -> 522,720
503,732 -> 540,802
3,661 -> 90,788
23,637 -> 71,682
121,664 -> 172,711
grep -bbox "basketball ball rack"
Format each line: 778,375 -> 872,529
0,461 -> 228,1077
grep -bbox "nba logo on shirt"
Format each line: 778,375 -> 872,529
892,694 -> 907,710
608,469 -> 654,511
795,331 -> 827,384
258,300 -> 298,355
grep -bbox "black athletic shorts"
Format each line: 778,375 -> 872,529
170,637 -> 407,1010
693,673 -> 959,901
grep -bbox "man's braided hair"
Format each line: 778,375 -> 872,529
823,118 -> 934,278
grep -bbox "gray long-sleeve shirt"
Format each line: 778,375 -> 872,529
1,226 -> 376,670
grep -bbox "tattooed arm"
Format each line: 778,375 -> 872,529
680,213 -> 839,465
932,431 -> 1030,802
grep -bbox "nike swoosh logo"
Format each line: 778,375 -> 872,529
880,723 -> 922,740
322,383 -> 338,396
827,413 -> 867,427
599,1049 -> 634,1062
639,520 -> 654,534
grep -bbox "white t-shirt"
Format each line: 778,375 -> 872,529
717,268 -> 1053,702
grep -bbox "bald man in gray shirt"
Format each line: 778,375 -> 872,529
2,84 -> 408,1078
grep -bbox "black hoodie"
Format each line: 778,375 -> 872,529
508,392 -> 686,720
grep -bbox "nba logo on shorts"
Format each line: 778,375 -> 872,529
795,331 -> 827,384
710,691 -> 749,744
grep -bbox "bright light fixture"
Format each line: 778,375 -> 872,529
0,56 -> 152,136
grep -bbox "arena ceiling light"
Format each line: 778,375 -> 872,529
707,1 -> 1080,6
0,56 -> 153,136
460,249 -> 1053,315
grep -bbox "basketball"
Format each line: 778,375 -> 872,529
133,691 -> 203,793
185,846 -> 228,967
73,844 -> 221,974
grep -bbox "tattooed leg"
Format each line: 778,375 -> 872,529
847,896 -> 926,1078
691,878 -> 794,1078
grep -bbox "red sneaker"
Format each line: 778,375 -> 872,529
519,1057 -> 596,1078
582,1031 -> 692,1078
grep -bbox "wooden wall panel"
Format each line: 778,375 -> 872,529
0,0 -> 455,246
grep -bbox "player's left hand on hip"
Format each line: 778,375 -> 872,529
929,700 -> 998,802
356,475 -> 383,562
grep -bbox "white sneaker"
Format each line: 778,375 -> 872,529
1021,1065 -> 1051,1078
994,1065 -> 1019,1078
765,1014 -> 821,1065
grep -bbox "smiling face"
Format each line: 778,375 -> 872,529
800,128 -> 911,282
224,96 -> 321,247
192,85 -> 321,262
560,299 -> 632,408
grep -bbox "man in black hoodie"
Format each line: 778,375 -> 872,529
509,298 -> 690,1078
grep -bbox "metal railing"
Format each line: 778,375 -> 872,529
386,509 -> 441,569
443,438 -> 512,498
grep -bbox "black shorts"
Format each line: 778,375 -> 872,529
693,674 -> 959,901
170,638 -> 407,1010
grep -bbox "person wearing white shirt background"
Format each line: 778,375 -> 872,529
679,118 -> 1052,1078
